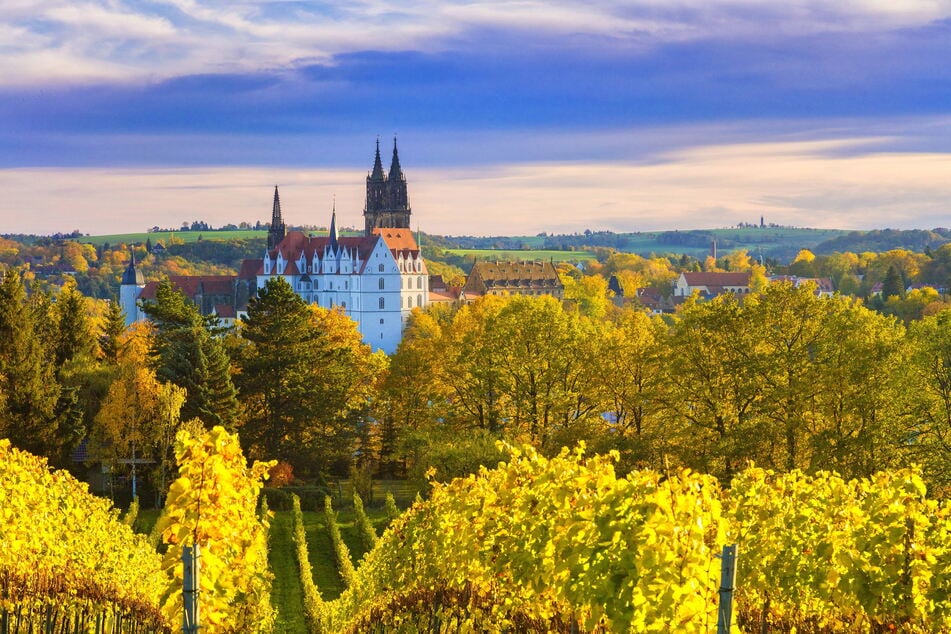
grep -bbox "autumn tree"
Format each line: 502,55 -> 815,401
589,307 -> 668,469
92,321 -> 187,504
903,309 -> 951,492
658,294 -> 765,482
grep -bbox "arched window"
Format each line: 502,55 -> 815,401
378,278 -> 385,290
407,296 -> 412,308
378,263 -> 385,272
417,276 -> 422,289
379,297 -> 385,310
417,294 -> 422,307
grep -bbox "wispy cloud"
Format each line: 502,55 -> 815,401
3,135 -> 950,236
2,0 -> 951,85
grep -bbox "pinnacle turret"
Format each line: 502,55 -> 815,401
329,202 -> 339,252
268,185 -> 287,250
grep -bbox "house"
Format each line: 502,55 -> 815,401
461,260 -> 564,301
673,271 -> 751,298
428,275 -> 464,306
769,275 -> 835,297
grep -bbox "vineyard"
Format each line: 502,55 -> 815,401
4,431 -> 951,633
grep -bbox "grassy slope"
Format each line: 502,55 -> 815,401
127,501 -> 395,634
269,511 -> 308,633
80,230 -> 266,246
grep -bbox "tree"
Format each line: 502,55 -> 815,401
92,335 -> 187,504
0,269 -> 60,459
658,294 -> 765,482
562,274 -> 612,319
99,298 -> 127,364
588,308 -> 668,471
141,279 -> 239,428
904,309 -> 951,493
881,265 -> 904,300
53,277 -> 97,367
235,277 -> 385,474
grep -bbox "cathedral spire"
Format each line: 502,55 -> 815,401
370,138 -> 385,181
388,136 -> 403,181
268,185 -> 287,250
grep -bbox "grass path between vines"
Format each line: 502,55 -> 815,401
268,511 -> 308,633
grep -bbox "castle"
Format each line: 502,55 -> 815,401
122,139 -> 428,355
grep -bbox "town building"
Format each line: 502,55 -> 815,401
461,260 -> 564,301
768,275 -> 835,297
673,271 -> 751,298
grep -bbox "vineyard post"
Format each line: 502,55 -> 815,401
183,544 -> 200,633
716,544 -> 738,634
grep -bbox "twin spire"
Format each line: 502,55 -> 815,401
369,136 -> 403,182
269,137 -> 410,251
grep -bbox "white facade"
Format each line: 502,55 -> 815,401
257,229 -> 428,355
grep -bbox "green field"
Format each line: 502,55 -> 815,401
80,230 -> 266,246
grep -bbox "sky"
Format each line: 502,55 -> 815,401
3,0 -> 951,236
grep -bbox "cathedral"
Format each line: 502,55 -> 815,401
122,139 -> 429,355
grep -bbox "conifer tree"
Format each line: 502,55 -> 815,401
0,269 -> 60,458
141,279 -> 239,428
99,297 -> 127,364
882,265 -> 905,299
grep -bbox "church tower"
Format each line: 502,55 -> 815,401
268,185 -> 286,250
364,138 -> 412,234
119,249 -> 145,326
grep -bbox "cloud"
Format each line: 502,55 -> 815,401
3,134 -> 951,237
2,0 -> 951,85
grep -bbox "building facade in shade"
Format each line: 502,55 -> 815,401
255,139 -> 428,354
121,139 -> 428,354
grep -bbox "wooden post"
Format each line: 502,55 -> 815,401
183,544 -> 200,633
717,544 -> 738,634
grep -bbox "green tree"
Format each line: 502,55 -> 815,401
235,277 -> 384,474
0,269 -> 60,459
904,309 -> 951,492
53,277 -> 97,367
141,279 -> 239,428
99,297 -> 127,364
881,265 -> 904,300
658,294 -> 765,482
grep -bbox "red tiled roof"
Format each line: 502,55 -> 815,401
269,231 -> 380,269
373,228 -> 420,253
214,305 -> 236,318
137,276 -> 234,300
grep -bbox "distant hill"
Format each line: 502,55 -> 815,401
812,228 -> 951,255
425,227 -> 850,262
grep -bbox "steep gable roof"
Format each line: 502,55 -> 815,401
138,275 -> 235,301
682,271 -> 751,286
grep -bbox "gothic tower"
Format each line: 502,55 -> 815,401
268,185 -> 286,250
364,138 -> 412,234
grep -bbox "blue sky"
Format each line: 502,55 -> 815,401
3,1 -> 951,235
